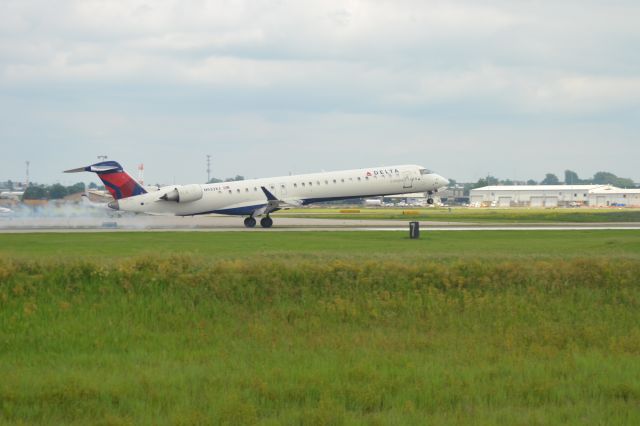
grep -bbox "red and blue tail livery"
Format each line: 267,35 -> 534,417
64,161 -> 147,200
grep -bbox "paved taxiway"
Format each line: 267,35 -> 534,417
1,215 -> 639,232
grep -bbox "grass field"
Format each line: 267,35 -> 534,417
1,231 -> 640,424
275,207 -> 640,223
0,230 -> 640,261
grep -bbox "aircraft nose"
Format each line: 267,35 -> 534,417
435,175 -> 449,187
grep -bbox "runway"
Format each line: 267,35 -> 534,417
1,214 -> 639,232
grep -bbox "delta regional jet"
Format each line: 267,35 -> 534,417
65,161 -> 449,228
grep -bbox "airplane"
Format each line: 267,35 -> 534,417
0,207 -> 13,215
81,193 -> 106,208
364,198 -> 383,207
0,191 -> 24,200
65,161 -> 449,228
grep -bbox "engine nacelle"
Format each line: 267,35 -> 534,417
159,184 -> 203,203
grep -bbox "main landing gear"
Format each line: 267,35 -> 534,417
243,216 -> 273,228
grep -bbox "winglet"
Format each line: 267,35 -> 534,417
261,186 -> 278,201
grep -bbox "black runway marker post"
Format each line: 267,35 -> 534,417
409,221 -> 420,239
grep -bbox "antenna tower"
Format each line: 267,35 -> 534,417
25,161 -> 30,187
206,154 -> 212,183
138,163 -> 144,185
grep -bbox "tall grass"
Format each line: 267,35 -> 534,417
1,255 -> 639,424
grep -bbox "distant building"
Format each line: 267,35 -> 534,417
385,192 -> 429,199
62,190 -> 112,203
22,199 -> 48,207
587,186 -> 640,207
0,181 -> 27,191
437,185 -> 469,205
469,185 -> 640,207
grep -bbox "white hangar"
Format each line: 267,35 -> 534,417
470,185 -> 640,207
587,186 -> 640,207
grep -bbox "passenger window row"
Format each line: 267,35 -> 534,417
223,173 -> 399,194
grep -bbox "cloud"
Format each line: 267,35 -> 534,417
0,0 -> 639,182
3,1 -> 639,114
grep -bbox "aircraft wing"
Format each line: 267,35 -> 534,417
252,187 -> 302,217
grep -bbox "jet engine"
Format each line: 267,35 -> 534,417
159,184 -> 204,203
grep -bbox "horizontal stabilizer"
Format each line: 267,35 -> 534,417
64,166 -> 89,173
64,164 -> 121,174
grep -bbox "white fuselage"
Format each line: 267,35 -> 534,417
117,164 -> 448,216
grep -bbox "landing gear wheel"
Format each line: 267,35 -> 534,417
427,198 -> 434,205
244,217 -> 257,228
260,217 -> 273,228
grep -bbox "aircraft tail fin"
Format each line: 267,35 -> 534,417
64,161 -> 147,200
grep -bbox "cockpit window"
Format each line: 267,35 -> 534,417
419,168 -> 433,175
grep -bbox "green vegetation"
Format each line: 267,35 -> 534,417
275,207 -> 640,223
1,230 -> 640,260
564,170 -> 636,188
208,175 -> 245,184
22,182 -> 86,200
1,231 -> 639,424
470,169 -> 636,188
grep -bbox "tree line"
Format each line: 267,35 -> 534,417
469,170 -> 636,190
22,182 -> 102,200
207,175 -> 245,183
20,177 -> 246,200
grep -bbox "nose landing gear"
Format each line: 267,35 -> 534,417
427,191 -> 434,205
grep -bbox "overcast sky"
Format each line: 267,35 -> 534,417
1,0 -> 639,185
